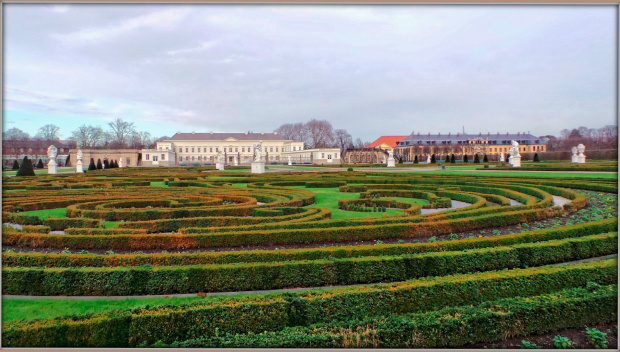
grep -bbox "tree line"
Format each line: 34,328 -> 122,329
546,125 -> 617,151
2,119 -> 167,150
274,119 -> 369,154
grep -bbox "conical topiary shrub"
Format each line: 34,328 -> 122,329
445,154 -> 450,163
483,154 -> 489,163
463,155 -> 469,163
533,153 -> 540,162
96,159 -> 103,170
36,159 -> 44,169
431,154 -> 436,163
88,158 -> 97,171
451,154 -> 456,163
473,154 -> 480,163
16,156 -> 35,177
103,160 -> 110,169
414,155 -> 418,164
12,160 -> 19,170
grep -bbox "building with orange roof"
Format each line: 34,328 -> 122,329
365,136 -> 408,151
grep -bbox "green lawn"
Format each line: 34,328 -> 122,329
290,186 -> 403,219
19,208 -> 67,220
150,181 -> 170,188
429,169 -> 618,179
2,296 -> 235,323
231,183 -> 248,188
2,168 -> 77,176
381,197 -> 429,206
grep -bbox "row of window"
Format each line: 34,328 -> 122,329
400,140 -> 541,146
144,154 -> 166,161
178,155 -> 284,162
158,145 -> 304,153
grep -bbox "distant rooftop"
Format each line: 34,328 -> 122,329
397,132 -> 543,146
366,136 -> 408,149
167,132 -> 290,141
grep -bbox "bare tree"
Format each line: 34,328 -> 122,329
108,118 -> 136,147
3,127 -> 30,141
353,138 -> 368,149
305,119 -> 334,148
275,122 -> 308,143
70,125 -> 105,148
334,129 -> 353,154
36,124 -> 60,141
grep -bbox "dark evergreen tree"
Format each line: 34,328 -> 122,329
88,158 -> 97,171
414,155 -> 418,164
451,154 -> 456,164
483,154 -> 489,163
16,156 -> 35,177
398,157 -> 403,164
444,154 -> 450,163
431,154 -> 436,163
96,159 -> 103,169
12,160 -> 19,170
505,154 -> 510,163
36,159 -> 44,169
103,160 -> 110,169
473,154 -> 480,163
463,154 -> 469,163
112,160 -> 118,168
533,153 -> 540,162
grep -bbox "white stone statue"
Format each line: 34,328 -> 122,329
288,155 -> 292,166
216,151 -> 225,170
509,140 -> 521,167
253,141 -> 263,162
571,146 -> 578,163
119,158 -> 123,168
499,152 -> 504,162
577,144 -> 586,164
47,145 -> 58,174
387,150 -> 395,167
233,155 -> 238,166
76,149 -> 84,173
426,154 -> 431,164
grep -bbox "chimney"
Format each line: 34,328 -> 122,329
438,132 -> 441,136
448,132 -> 451,136
210,131 -> 213,134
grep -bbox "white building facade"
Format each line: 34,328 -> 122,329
141,132 -> 305,167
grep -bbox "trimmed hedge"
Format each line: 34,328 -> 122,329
2,261 -> 616,347
149,285 -> 618,348
3,233 -> 616,295
4,218 -> 616,268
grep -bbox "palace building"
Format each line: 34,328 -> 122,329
394,132 -> 547,161
141,131 -> 342,166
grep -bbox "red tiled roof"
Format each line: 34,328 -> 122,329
365,136 -> 407,149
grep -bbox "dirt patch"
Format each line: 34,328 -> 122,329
468,322 -> 617,349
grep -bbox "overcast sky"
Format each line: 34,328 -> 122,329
3,4 -> 617,142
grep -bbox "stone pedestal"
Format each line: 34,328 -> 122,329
571,155 -> 578,163
48,161 -> 57,174
387,158 -> 396,167
577,154 -> 586,164
251,161 -> 265,174
216,162 -> 225,171
288,160 -> 292,166
76,160 -> 84,173
509,156 -> 521,167
233,157 -> 238,166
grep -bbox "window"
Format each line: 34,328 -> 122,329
216,148 -> 219,152
293,146 -> 296,151
270,147 -> 273,152
191,148 -> 194,153
198,156 -> 201,160
166,147 -> 169,150
153,156 -> 158,161
158,147 -> 162,150
235,147 -> 238,152
145,154 -> 150,160
192,156 -> 195,161
321,153 -> 325,158
185,156 -> 189,161
327,154 -> 332,159
242,147 -> 245,152
178,147 -> 182,152
334,153 -> 338,159
179,157 -> 183,161
204,148 -> 206,152
210,156 -> 214,161
275,147 -> 279,152
229,147 -> 232,152
126,157 -> 130,165
161,154 -> 165,160
184,148 -> 188,153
